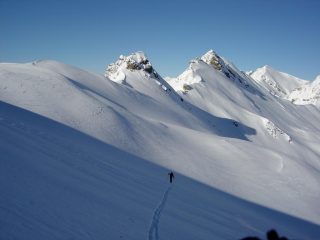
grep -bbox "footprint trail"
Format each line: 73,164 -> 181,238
148,186 -> 171,240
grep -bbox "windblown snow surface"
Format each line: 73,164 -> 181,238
1,51 -> 320,240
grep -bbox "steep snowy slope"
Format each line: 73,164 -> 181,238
1,52 -> 320,239
287,75 -> 320,106
1,101 -> 319,239
248,65 -> 308,98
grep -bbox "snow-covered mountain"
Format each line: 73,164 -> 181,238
1,51 -> 320,239
165,49 -> 320,223
248,65 -> 308,98
287,75 -> 320,106
248,64 -> 320,107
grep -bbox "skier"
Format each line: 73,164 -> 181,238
168,171 -> 174,183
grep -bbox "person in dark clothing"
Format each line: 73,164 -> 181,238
240,229 -> 288,240
267,230 -> 279,240
266,229 -> 288,240
168,171 -> 174,183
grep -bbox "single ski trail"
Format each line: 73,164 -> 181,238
148,186 -> 171,240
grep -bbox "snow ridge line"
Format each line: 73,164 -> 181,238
148,186 -> 171,240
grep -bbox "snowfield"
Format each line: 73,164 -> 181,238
1,51 -> 320,239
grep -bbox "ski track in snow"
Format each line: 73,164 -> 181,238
148,186 -> 171,240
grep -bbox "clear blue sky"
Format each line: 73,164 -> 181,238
1,0 -> 319,80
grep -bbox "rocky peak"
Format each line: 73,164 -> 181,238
200,50 -> 249,88
105,51 -> 158,82
200,50 -> 223,71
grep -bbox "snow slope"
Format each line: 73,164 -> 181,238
1,101 -> 319,240
1,52 -> 320,239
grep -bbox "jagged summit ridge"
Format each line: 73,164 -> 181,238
200,49 -> 223,70
166,49 -> 251,93
104,51 -> 184,105
200,50 -> 250,86
105,51 -> 158,83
